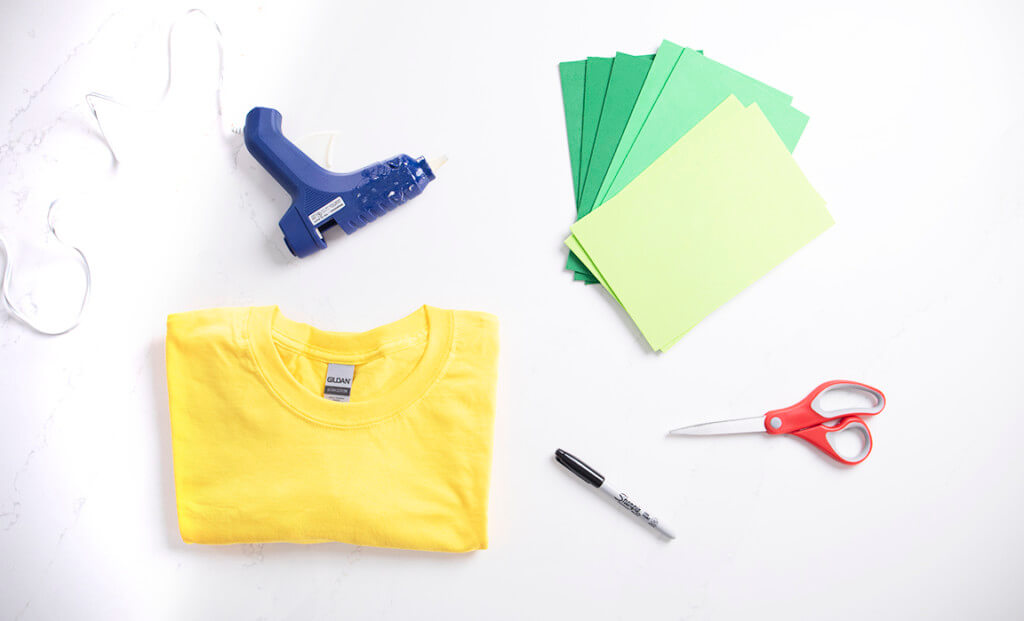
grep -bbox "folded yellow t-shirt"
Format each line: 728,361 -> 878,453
165,305 -> 499,552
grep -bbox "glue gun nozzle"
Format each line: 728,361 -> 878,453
426,155 -> 448,172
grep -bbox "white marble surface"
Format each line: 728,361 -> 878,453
3,0 -> 1024,618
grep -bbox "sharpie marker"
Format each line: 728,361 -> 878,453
554,449 -> 675,540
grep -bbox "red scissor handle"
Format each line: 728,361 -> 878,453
763,380 -> 886,465
790,415 -> 873,465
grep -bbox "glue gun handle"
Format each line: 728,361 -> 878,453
243,107 -> 318,198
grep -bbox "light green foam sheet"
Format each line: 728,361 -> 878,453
597,48 -> 808,209
578,57 -> 614,205
567,52 -> 654,283
567,97 -> 833,351
558,60 -> 586,205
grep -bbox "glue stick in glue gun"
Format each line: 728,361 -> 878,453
243,107 -> 444,258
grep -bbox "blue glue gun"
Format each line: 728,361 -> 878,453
243,107 -> 439,258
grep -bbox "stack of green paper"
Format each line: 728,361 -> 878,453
559,41 -> 833,351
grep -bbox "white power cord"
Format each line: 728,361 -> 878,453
0,201 -> 91,335
3,9 -> 226,335
3,8 -> 374,334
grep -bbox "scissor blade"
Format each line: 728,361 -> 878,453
668,416 -> 767,436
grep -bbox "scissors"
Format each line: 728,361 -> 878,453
668,380 -> 886,465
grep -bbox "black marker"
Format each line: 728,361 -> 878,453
555,449 -> 675,540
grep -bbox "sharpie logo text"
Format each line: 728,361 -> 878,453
616,492 -> 657,527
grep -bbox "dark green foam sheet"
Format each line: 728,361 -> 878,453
558,60 -> 586,205
579,57 -> 614,205
580,53 -> 654,218
567,52 -> 654,281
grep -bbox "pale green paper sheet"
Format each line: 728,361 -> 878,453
567,97 -> 832,351
596,47 -> 807,208
567,232 -> 685,347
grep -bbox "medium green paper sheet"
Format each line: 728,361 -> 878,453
567,52 -> 654,282
567,97 -> 832,351
558,60 -> 586,205
598,48 -> 808,207
578,53 -> 654,220
592,40 -> 694,211
578,57 -> 614,205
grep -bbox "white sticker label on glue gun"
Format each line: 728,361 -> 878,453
309,197 -> 346,226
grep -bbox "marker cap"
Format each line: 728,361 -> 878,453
555,449 -> 605,488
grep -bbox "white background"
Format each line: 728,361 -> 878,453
2,0 -> 1023,618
